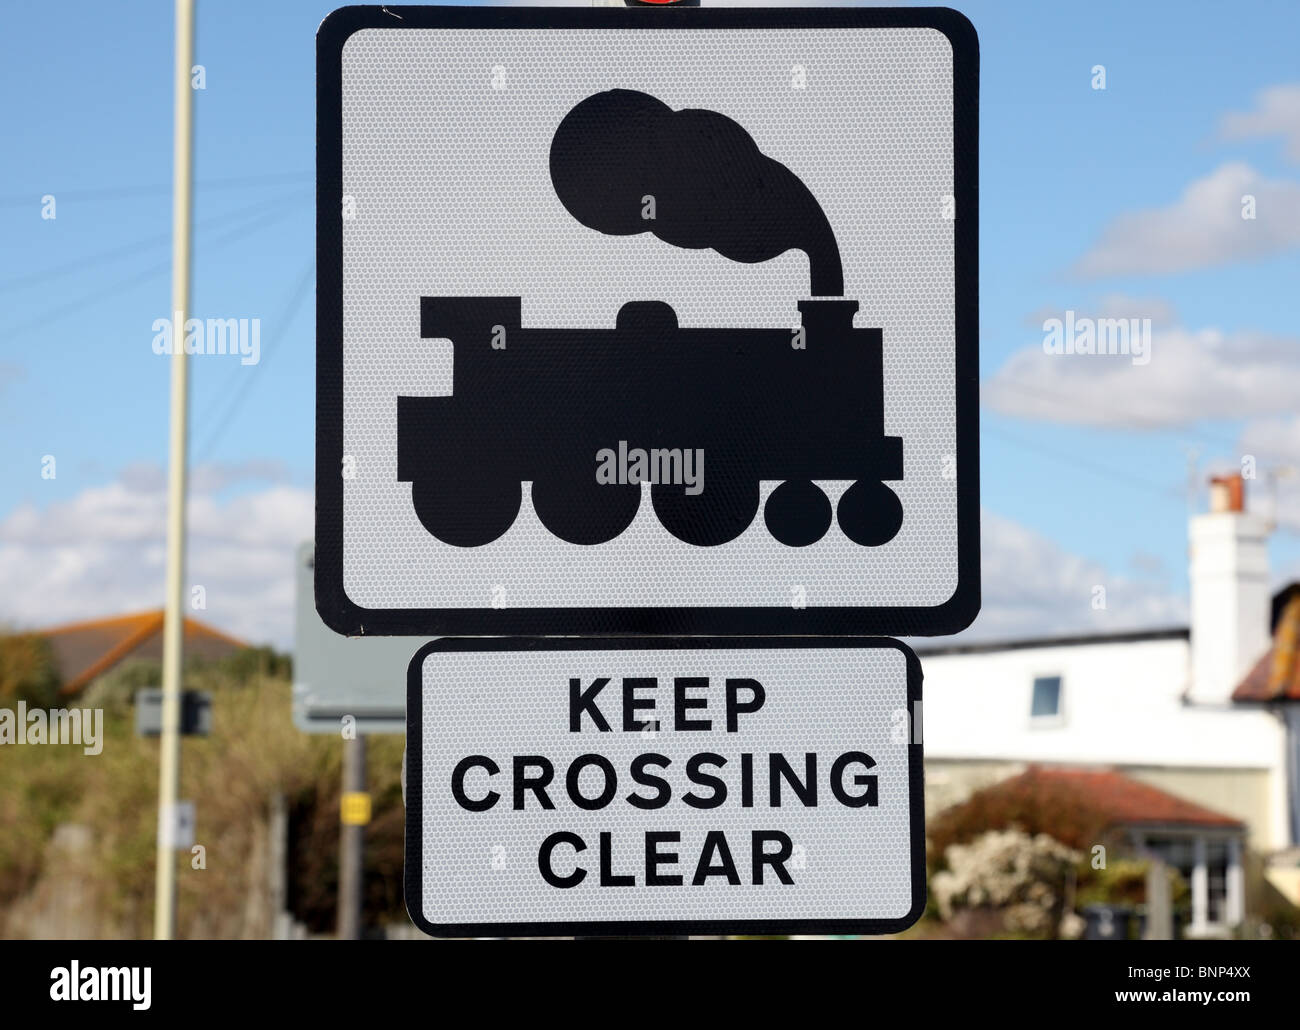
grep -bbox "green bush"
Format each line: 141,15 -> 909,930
0,632 -> 62,709
0,663 -> 405,938
1076,856 -> 1189,912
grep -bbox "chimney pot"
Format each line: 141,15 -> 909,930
1209,473 -> 1245,513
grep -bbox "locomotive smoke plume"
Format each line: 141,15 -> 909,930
550,90 -> 844,297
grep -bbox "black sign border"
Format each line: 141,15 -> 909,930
318,5 -> 980,638
405,635 -> 925,938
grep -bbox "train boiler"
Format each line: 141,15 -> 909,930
397,296 -> 903,549
395,88 -> 905,551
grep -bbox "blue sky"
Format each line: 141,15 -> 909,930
2,0 -> 1299,644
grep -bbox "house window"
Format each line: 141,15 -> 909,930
1030,675 -> 1063,722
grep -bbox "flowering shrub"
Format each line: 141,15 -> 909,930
932,829 -> 1082,936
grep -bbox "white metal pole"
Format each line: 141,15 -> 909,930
154,0 -> 195,942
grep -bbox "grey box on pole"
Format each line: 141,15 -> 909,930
135,689 -> 211,738
292,541 -> 415,735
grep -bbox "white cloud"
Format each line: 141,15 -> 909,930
2,471 -> 1191,651
1022,294 -> 1178,330
117,458 -> 289,496
984,323 -> 1300,429
0,464 -> 310,646
190,459 -> 290,494
1072,162 -> 1300,277
1091,293 -> 1179,327
1240,415 -> 1300,462
934,511 -> 1187,644
1219,83 -> 1300,163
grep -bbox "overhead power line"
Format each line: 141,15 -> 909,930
0,186 -> 309,294
0,169 -> 310,209
0,190 -> 310,340
192,259 -> 315,463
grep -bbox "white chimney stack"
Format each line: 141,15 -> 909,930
1188,473 -> 1271,705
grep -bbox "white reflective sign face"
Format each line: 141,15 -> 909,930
405,639 -> 924,937
317,7 -> 979,638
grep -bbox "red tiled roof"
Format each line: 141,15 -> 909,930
931,766 -> 1244,852
1017,768 -> 1243,829
1233,591 -> 1300,702
39,610 -> 247,695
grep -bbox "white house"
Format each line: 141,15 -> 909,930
919,474 -> 1299,936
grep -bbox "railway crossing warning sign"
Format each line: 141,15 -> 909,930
405,637 -> 924,937
316,5 -> 980,639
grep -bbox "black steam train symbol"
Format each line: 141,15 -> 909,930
396,89 -> 905,550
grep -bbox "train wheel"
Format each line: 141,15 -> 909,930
410,473 -> 521,547
836,480 -> 904,546
764,480 -> 833,547
652,478 -> 760,546
532,471 -> 641,545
